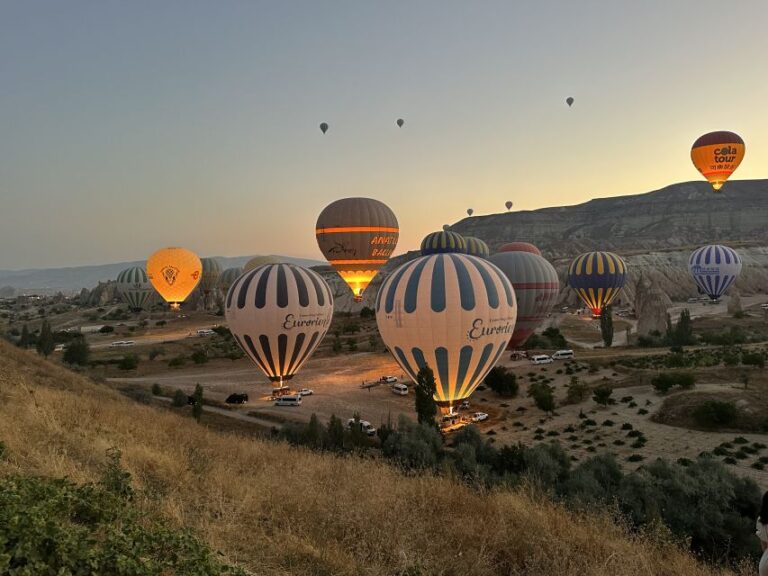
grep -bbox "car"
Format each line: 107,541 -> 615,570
551,349 -> 575,360
530,354 -> 553,365
347,419 -> 376,436
197,329 -> 215,336
761,303 -> 768,310
299,388 -> 314,396
392,383 -> 408,396
472,412 -> 489,423
225,393 -> 249,404
380,376 -> 398,383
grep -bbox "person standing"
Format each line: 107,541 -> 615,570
756,492 -> 768,575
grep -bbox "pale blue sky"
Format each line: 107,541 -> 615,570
1,1 -> 766,269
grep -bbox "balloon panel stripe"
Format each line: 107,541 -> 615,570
276,265 -> 289,308
404,257 -> 430,313
472,258 -> 499,309
289,266 -> 309,307
449,254 -> 476,311
258,335 -> 277,378
430,255 -> 446,313
435,347 -> 451,401
285,332 -> 307,375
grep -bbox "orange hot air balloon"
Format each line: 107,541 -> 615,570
316,197 -> 399,302
146,247 -> 202,310
691,131 -> 745,192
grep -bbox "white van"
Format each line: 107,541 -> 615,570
274,395 -> 302,407
551,349 -> 574,360
197,329 -> 215,337
530,354 -> 553,365
392,383 -> 409,396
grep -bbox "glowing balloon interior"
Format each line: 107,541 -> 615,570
567,251 -> 626,316
146,247 -> 202,310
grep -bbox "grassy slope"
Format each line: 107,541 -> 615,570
0,340 -> 740,576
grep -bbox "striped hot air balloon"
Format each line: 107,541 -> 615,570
244,255 -> 282,271
420,230 -> 466,255
315,197 -> 399,302
489,251 -> 559,349
497,242 -> 541,256
226,264 -> 333,388
147,247 -> 202,310
688,244 -> 742,301
567,251 -> 627,317
116,267 -> 153,312
463,237 -> 490,259
376,253 -> 517,416
218,267 -> 243,295
199,258 -> 222,295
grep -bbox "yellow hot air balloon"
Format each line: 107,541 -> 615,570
146,247 -> 202,310
690,131 -> 745,192
315,197 -> 399,302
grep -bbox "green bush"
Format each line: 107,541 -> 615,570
117,354 -> 139,371
693,400 -> 738,429
151,383 -> 163,396
172,389 -> 187,407
484,366 -> 519,397
651,371 -> 695,394
168,356 -> 186,368
99,325 -> 114,334
191,350 -> 209,364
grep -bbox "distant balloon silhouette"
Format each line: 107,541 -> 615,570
566,97 -> 574,107
442,224 -> 450,231
467,208 -> 474,216
396,118 -> 404,128
505,201 -> 513,211
319,122 -> 329,134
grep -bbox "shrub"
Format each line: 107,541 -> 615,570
191,350 -> 209,364
151,383 -> 163,396
172,389 -> 187,407
168,357 -> 186,368
627,454 -> 644,462
742,351 -> 766,368
592,384 -> 613,407
99,325 -> 114,334
693,401 -> 738,429
621,423 -> 633,430
63,337 -> 90,366
484,366 -> 519,397
117,354 -> 139,371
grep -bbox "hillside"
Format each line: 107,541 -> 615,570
0,340 -> 745,576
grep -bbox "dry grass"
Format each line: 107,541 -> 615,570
0,340 -> 745,576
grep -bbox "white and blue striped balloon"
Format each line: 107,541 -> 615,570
376,253 -> 517,414
688,244 -> 742,300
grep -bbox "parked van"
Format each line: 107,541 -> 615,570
197,329 -> 215,336
274,395 -> 302,407
347,419 -> 377,436
551,349 -> 575,360
530,354 -> 553,365
392,383 -> 409,396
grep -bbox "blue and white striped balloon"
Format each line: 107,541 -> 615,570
376,253 -> 517,415
226,264 -> 334,386
688,244 -> 742,301
116,267 -> 153,312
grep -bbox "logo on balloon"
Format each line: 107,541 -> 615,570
282,313 -> 331,330
161,266 -> 179,286
328,242 -> 356,256
468,317 -> 515,341
713,146 -> 737,163
691,265 -> 720,276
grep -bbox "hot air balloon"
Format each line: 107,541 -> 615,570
146,247 -> 202,311
566,97 -> 574,107
226,264 -> 333,389
490,251 -> 559,349
497,242 -> 541,256
244,255 -> 282,271
688,244 -> 742,301
505,201 -> 513,211
116,267 -> 153,313
199,258 -> 222,308
396,118 -> 404,128
691,131 -> 745,192
567,251 -> 626,317
218,267 -> 243,295
315,197 -> 398,302
467,208 -> 474,216
376,252 -> 517,416
421,230 -> 466,255
463,237 -> 490,259
319,122 -> 329,134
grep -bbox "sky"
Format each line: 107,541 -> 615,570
1,1 -> 767,270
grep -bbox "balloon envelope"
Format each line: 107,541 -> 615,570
244,255 -> 282,271
688,244 -> 742,300
116,267 -> 153,312
467,208 -> 474,216
421,231 -> 466,255
566,97 -> 574,107
376,253 -> 517,414
463,237 -> 490,259
567,251 -> 626,316
199,258 -> 222,295
498,242 -> 541,256
691,131 -> 745,192
226,264 -> 333,387
315,197 -> 398,301
396,118 -> 404,127
505,201 -> 513,211
490,252 -> 559,348
146,247 -> 202,310
320,122 -> 328,134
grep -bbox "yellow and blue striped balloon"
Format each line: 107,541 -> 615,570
567,251 -> 627,316
463,236 -> 490,259
420,230 -> 466,255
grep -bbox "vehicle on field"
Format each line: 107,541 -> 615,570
347,419 -> 376,436
299,388 -> 314,396
225,393 -> 249,404
274,395 -> 302,407
472,412 -> 489,422
530,354 -> 553,365
197,329 -> 215,336
551,349 -> 574,360
380,376 -> 398,383
392,383 -> 408,396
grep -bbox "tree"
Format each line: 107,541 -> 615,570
528,381 -> 555,414
414,365 -> 438,427
192,384 -> 204,421
18,324 -> 30,348
118,354 -> 139,370
332,334 -> 342,354
36,320 -> 55,357
63,337 -> 90,366
172,389 -> 187,407
484,366 -> 519,397
327,414 -> 346,450
151,383 -> 163,396
600,306 -> 614,348
592,384 -> 614,407
565,376 -> 589,404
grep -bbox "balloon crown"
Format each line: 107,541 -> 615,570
420,230 -> 466,255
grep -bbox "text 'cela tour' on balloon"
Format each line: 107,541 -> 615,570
146,247 -> 202,311
376,250 -> 517,416
567,251 -> 626,317
116,267 -> 153,313
225,264 -> 334,388
688,244 -> 742,301
690,131 -> 745,192
315,197 -> 399,302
